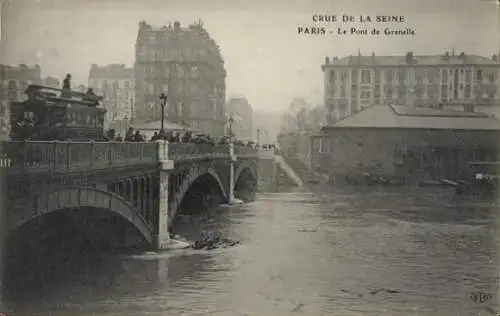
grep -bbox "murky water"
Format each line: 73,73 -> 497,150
4,187 -> 500,315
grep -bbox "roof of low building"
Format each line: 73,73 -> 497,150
323,104 -> 500,131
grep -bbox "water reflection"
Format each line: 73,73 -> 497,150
3,187 -> 499,316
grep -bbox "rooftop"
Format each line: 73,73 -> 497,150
89,64 -> 134,79
323,104 -> 500,131
323,52 -> 499,68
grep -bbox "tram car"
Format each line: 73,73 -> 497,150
10,84 -> 106,141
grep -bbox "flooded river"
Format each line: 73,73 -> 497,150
4,187 -> 500,315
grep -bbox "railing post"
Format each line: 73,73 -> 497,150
52,141 -> 57,171
108,142 -> 113,168
155,140 -> 174,250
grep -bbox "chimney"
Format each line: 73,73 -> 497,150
405,51 -> 414,64
452,48 -> 455,56
325,57 -> 330,65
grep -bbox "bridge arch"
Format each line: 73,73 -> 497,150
169,165 -> 228,222
235,161 -> 257,186
8,186 -> 154,244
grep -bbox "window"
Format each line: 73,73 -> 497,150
329,70 -> 335,83
464,84 -> 471,98
374,70 -> 380,82
465,69 -> 472,83
415,69 -> 424,82
385,86 -> 393,97
441,85 -> 448,100
397,69 -> 406,82
351,69 -> 358,82
415,85 -> 423,98
340,85 -> 346,98
361,70 -> 371,84
192,66 -> 199,78
360,91 -> 371,99
426,68 -> 438,83
397,84 -> 406,98
385,70 -> 393,82
441,70 -> 448,83
340,70 -> 348,81
319,138 -> 327,153
487,72 -> 495,83
476,70 -> 482,81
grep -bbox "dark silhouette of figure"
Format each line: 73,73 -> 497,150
61,73 -> 72,98
150,132 -> 159,141
125,127 -> 135,142
133,130 -> 145,142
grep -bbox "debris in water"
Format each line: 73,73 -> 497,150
369,288 -> 400,295
191,235 -> 241,250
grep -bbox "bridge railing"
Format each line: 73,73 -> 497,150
234,145 -> 258,157
168,143 -> 229,160
4,141 -> 157,173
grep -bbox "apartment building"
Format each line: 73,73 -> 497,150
134,20 -> 226,136
88,64 -> 134,124
322,51 -> 500,124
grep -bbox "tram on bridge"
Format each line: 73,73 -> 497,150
10,84 -> 106,141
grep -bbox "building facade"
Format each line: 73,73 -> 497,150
134,20 -> 226,137
226,97 -> 253,140
310,104 -> 500,184
322,51 -> 500,124
88,64 -> 135,124
0,64 -> 42,139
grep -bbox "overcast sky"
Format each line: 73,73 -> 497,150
1,0 -> 498,113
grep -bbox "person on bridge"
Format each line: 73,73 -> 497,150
132,130 -> 145,142
125,127 -> 135,141
150,132 -> 159,141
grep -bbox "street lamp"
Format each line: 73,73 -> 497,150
227,115 -> 234,141
159,92 -> 168,134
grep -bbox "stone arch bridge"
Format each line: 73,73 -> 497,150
0,141 -> 258,250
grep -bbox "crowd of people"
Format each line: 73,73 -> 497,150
103,127 -> 277,151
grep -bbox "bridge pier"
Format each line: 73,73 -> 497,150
155,140 -> 174,249
228,143 -> 243,205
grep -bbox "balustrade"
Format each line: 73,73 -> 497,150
0,141 -> 259,174
3,141 -> 157,173
168,143 -> 229,160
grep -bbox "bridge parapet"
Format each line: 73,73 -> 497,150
234,146 -> 258,157
168,143 -> 229,160
0,141 -> 260,175
3,141 -> 157,174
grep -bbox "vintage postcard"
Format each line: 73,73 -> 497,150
0,0 -> 499,315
